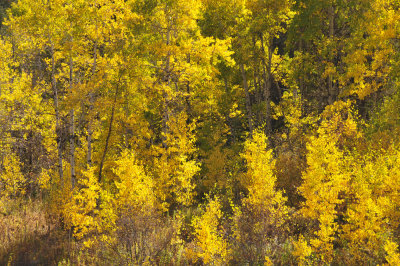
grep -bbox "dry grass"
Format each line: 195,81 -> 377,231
0,199 -> 69,265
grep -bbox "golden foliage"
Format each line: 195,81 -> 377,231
190,196 -> 231,264
62,168 -> 116,247
113,150 -> 156,213
240,130 -> 287,218
0,154 -> 26,201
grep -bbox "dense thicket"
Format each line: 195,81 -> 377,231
1,0 -> 400,264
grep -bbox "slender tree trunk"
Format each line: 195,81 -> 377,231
50,40 -> 63,185
224,78 -> 236,142
87,40 -> 97,167
298,39 -> 304,113
328,5 -> 335,105
162,7 -> 171,148
259,33 -> 272,135
162,90 -> 170,149
185,54 -> 191,115
240,63 -> 253,136
98,83 -> 119,183
298,40 -> 303,98
252,36 -> 263,125
69,50 -> 76,188
70,109 -> 75,186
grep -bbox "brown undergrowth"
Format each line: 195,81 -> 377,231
0,199 -> 70,265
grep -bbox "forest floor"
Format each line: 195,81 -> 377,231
0,199 -> 70,265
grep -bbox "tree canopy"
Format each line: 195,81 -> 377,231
1,0 -> 400,264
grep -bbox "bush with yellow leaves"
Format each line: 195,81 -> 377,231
240,130 -> 287,216
232,130 -> 288,264
385,240 -> 400,265
0,153 -> 26,215
189,196 -> 231,265
340,145 -> 400,264
112,150 -> 177,264
0,153 -> 26,201
62,167 -> 116,248
152,113 -> 200,211
297,134 -> 348,264
295,101 -> 360,264
113,150 -> 157,213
